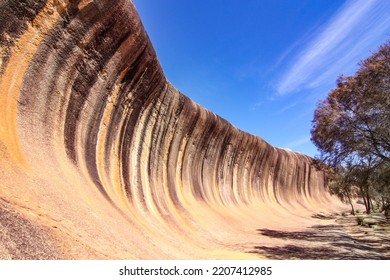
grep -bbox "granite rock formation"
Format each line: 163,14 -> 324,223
0,0 -> 343,259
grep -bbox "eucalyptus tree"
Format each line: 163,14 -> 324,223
311,41 -> 390,214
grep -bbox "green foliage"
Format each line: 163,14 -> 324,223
311,40 -> 390,215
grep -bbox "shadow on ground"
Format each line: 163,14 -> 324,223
249,217 -> 390,259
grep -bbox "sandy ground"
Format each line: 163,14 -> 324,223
250,213 -> 390,259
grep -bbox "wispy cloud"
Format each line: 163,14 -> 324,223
284,136 -> 311,149
276,0 -> 390,96
251,101 -> 263,110
275,101 -> 298,115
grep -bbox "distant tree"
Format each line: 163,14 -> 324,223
311,41 -> 390,215
369,162 -> 390,216
327,165 -> 358,215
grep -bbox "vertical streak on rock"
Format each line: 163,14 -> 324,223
0,0 -> 53,165
0,0 -> 340,259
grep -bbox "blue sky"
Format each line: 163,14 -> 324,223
133,0 -> 390,157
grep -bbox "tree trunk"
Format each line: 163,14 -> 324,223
359,185 -> 371,214
383,199 -> 390,218
366,189 -> 371,214
369,197 -> 374,212
346,189 -> 355,215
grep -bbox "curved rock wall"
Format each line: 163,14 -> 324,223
0,0 -> 341,259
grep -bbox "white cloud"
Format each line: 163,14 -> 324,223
284,136 -> 311,149
276,0 -> 390,96
275,101 -> 298,115
251,101 -> 263,111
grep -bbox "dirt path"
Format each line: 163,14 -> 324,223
250,214 -> 390,259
